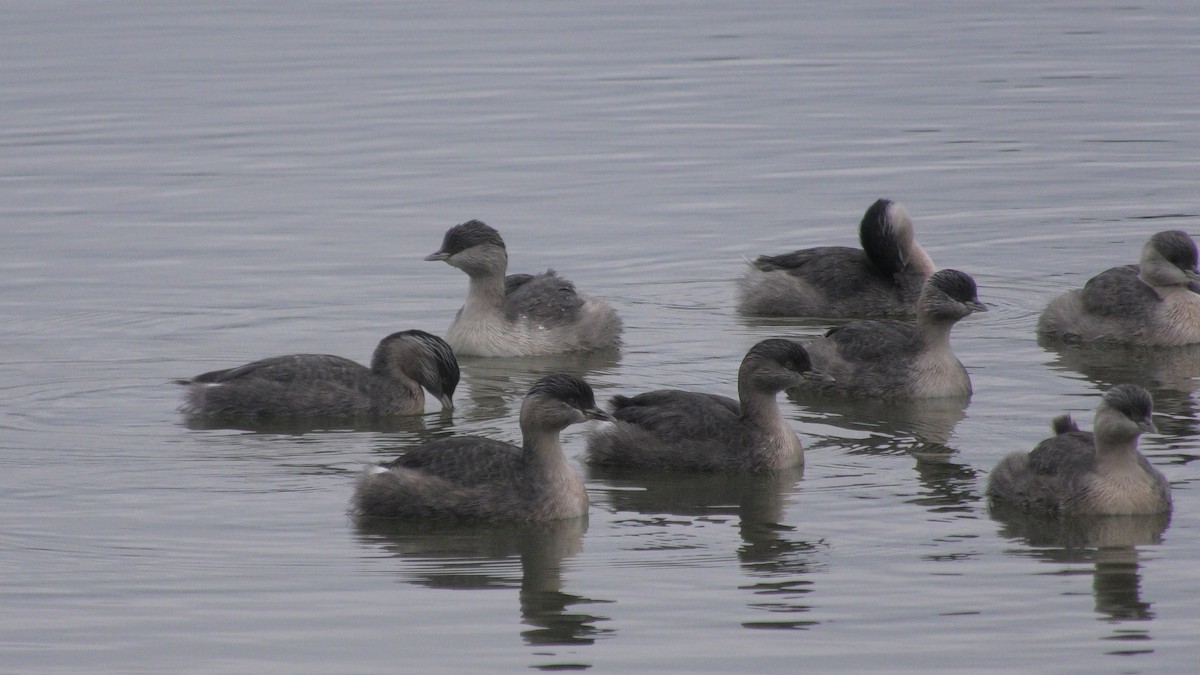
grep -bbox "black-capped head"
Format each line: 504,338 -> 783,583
523,374 -> 613,429
919,268 -> 987,323
1103,383 -> 1156,434
747,338 -> 813,372
860,198 -> 917,276
424,220 -> 506,261
1149,230 -> 1199,274
862,198 -> 893,223
929,269 -> 980,304
528,373 -> 597,409
424,220 -> 510,277
741,338 -> 832,392
373,329 -> 460,409
1137,230 -> 1200,289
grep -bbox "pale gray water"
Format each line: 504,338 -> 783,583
3,1 -> 1199,672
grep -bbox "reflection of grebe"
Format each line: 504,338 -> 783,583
989,506 -> 1170,622
1038,230 -> 1200,346
1038,339 -> 1200,439
590,467 -> 822,630
1040,338 -> 1200,393
354,375 -> 610,521
788,392 -> 967,446
586,340 -> 826,471
354,517 -> 612,647
425,219 -> 622,356
987,385 -> 1171,515
738,199 -> 935,319
790,270 -> 986,398
455,347 -> 622,425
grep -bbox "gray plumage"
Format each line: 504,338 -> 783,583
1038,230 -> 1200,346
179,329 -> 459,419
352,374 -> 611,521
585,339 -> 826,471
425,220 -> 623,356
987,384 -> 1172,515
791,269 -> 986,398
737,199 -> 937,318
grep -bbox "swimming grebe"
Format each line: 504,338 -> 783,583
790,269 -> 986,399
1038,230 -> 1200,346
586,339 -> 826,471
180,329 -> 458,419
737,199 -> 936,319
353,374 -> 610,521
987,384 -> 1171,515
426,220 -> 623,356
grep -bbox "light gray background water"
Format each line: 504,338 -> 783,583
3,2 -> 1198,672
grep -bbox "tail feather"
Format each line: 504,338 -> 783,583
1051,414 -> 1079,435
859,199 -> 906,276
609,394 -> 635,410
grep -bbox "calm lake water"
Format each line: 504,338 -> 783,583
3,1 -> 1198,672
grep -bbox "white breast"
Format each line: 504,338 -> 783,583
1152,289 -> 1200,346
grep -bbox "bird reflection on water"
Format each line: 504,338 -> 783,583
353,516 -> 613,652
183,411 -> 437,435
1039,338 -> 1200,441
990,504 -> 1170,624
590,466 -> 827,630
454,348 -> 622,424
788,391 -> 969,447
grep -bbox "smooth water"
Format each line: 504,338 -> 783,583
3,2 -> 1198,672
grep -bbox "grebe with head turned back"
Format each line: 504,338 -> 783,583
737,199 -> 936,319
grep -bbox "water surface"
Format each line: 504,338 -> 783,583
2,1 -> 1198,672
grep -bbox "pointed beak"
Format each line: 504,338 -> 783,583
438,394 -> 454,411
1140,416 -> 1158,434
966,299 -> 988,313
424,251 -> 449,262
585,407 -> 614,423
804,368 -> 835,383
